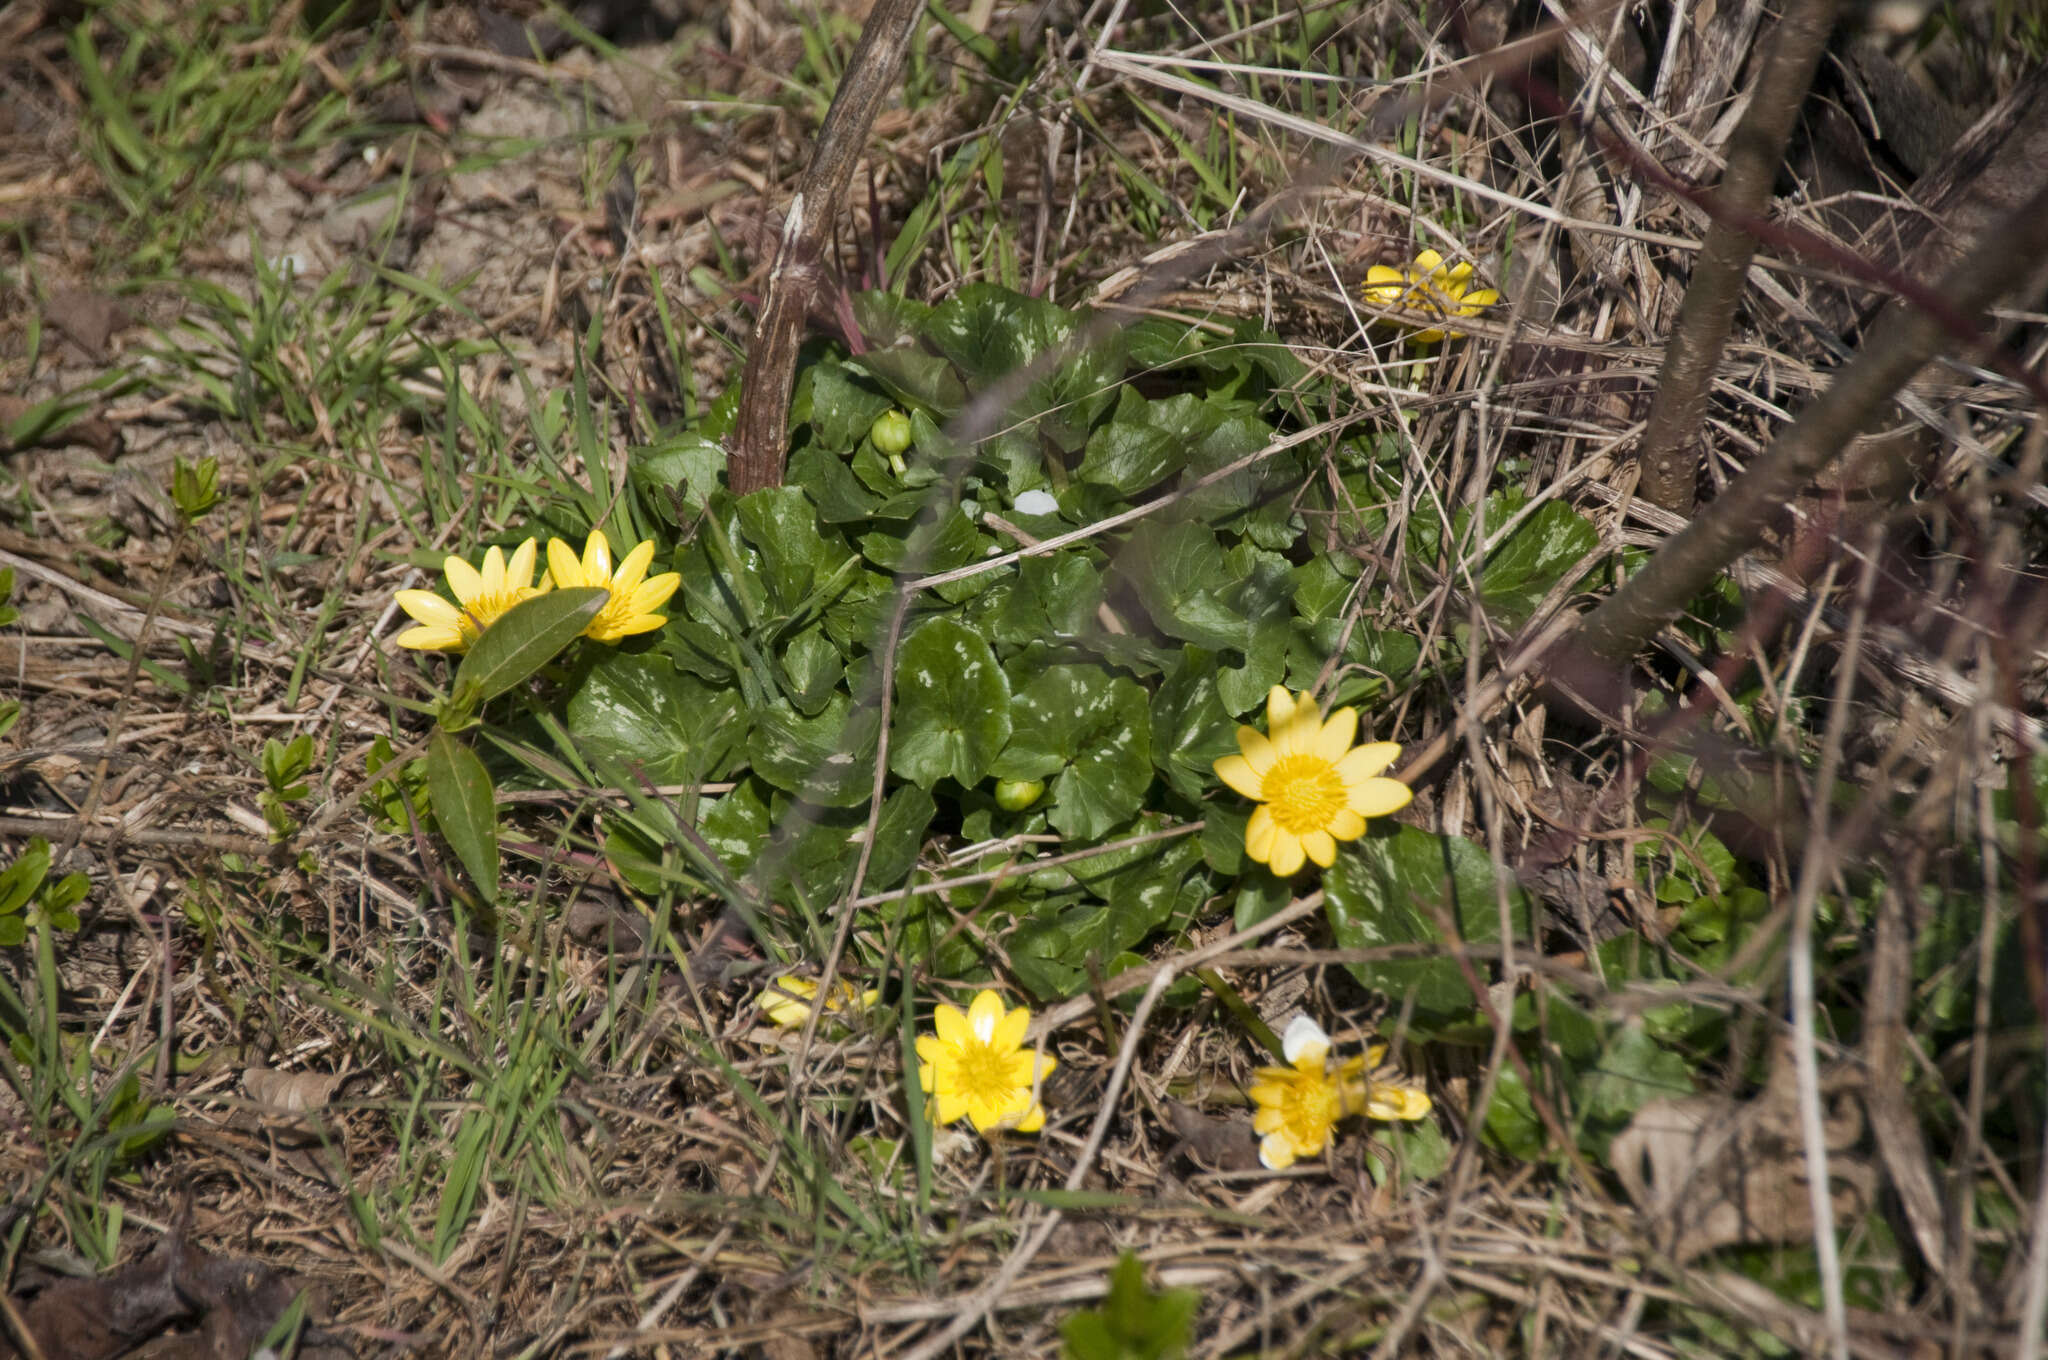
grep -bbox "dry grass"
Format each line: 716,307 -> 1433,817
2,1 -> 2044,1357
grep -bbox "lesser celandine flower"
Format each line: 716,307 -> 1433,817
1214,686 -> 1411,876
544,529 -> 682,644
756,974 -> 880,1029
394,539 -> 545,652
916,989 -> 1055,1134
1361,248 -> 1499,343
1247,1016 -> 1431,1171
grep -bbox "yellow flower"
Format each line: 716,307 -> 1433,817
1361,248 -> 1499,342
1213,686 -> 1412,877
393,539 -> 545,652
757,974 -> 880,1029
1247,1017 -> 1431,1171
544,528 -> 682,644
1341,1044 -> 1433,1124
916,989 -> 1055,1134
1248,1015 -> 1349,1170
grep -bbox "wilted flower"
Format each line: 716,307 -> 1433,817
1248,1016 -> 1431,1171
1214,686 -> 1412,876
757,974 -> 880,1029
393,539 -> 545,653
544,529 -> 682,644
916,989 -> 1055,1134
1361,248 -> 1499,342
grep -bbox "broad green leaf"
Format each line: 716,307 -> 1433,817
445,587 -> 606,717
849,346 -> 966,417
566,651 -> 745,784
788,445 -> 881,522
780,627 -> 844,715
891,618 -> 1011,788
736,485 -> 848,614
803,358 -> 896,452
0,838 -> 50,916
630,432 -> 725,521
1477,498 -> 1600,626
750,696 -> 882,808
426,729 -> 499,898
1580,1024 -> 1695,1128
995,664 -> 1152,840
1077,388 -> 1180,496
1150,647 -> 1236,802
700,776 -> 773,870
1061,1251 -> 1199,1360
1118,521 -> 1241,650
1324,825 -> 1532,1018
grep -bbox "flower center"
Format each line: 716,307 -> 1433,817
957,1040 -> 1017,1101
1281,1071 -> 1340,1147
1262,754 -> 1347,835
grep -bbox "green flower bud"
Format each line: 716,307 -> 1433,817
994,777 -> 1045,812
869,409 -> 913,456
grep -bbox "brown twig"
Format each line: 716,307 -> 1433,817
1634,0 -> 1842,513
726,0 -> 924,493
1570,175 -> 2048,680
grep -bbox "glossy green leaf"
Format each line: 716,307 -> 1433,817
750,695 -> 883,807
737,485 -> 848,613
630,432 -> 725,521
803,358 -> 896,452
426,729 -> 499,898
0,838 -> 50,916
1061,1251 -> 1200,1360
849,345 -> 966,417
891,618 -> 1011,788
1077,390 -> 1180,496
445,587 -> 606,717
566,650 -> 745,784
1119,521 -> 1241,651
1324,825 -> 1532,1018
1477,497 -> 1600,626
995,664 -> 1152,840
1150,647 -> 1236,802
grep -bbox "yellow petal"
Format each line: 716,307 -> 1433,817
967,990 -> 1006,1043
1327,808 -> 1366,842
395,624 -> 465,651
1265,686 -> 1298,732
582,529 -> 613,582
477,545 -> 508,595
1215,753 -> 1264,800
1364,264 -> 1406,289
1364,1083 -> 1433,1121
1349,777 -> 1414,820
1463,288 -> 1499,310
612,538 -> 656,594
444,555 -> 484,605
1301,829 -> 1338,868
915,1036 -> 946,1067
1315,706 -> 1359,763
1413,248 -> 1444,272
992,1002 -> 1031,1053
932,1002 -> 970,1048
936,1089 -> 970,1126
1009,1101 -> 1046,1133
546,538 -> 586,589
1235,727 -> 1278,780
396,589 -> 461,630
1336,741 -> 1402,783
631,572 -> 682,615
1267,831 -> 1306,878
506,538 -> 539,589
1259,1131 -> 1299,1170
1251,1104 -> 1286,1135
1244,805 -> 1279,863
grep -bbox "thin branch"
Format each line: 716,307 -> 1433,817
726,0 -> 924,493
1635,0 -> 1841,512
1572,175 -> 2048,676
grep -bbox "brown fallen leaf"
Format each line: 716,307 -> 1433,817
45,287 -> 132,361
1611,1035 -> 1875,1262
0,1211 -> 344,1360
1161,1099 -> 1263,1172
241,1066 -> 347,1114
